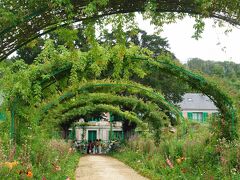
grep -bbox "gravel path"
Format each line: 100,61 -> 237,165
75,155 -> 148,180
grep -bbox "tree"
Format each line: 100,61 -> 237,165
1,0 -> 240,60
17,38 -> 45,64
186,58 -> 240,78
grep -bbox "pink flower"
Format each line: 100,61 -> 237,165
166,158 -> 174,168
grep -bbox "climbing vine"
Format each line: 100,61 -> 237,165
0,40 -> 237,142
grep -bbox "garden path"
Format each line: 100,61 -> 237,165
75,155 -> 148,180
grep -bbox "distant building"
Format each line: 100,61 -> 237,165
74,113 -> 123,143
179,93 -> 218,122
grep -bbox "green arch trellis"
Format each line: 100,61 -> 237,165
39,82 -> 183,122
52,103 -> 148,142
37,83 -> 183,134
47,94 -> 169,123
38,89 -> 183,143
44,104 -> 147,130
7,56 -> 237,142
38,57 -> 237,139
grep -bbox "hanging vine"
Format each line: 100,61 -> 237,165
0,38 -> 238,143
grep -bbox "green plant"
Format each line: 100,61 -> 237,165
111,122 -> 240,179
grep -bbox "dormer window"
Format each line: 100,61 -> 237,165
187,98 -> 193,102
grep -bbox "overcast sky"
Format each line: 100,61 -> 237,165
136,15 -> 240,64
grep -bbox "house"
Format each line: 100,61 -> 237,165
74,113 -> 123,143
179,93 -> 218,122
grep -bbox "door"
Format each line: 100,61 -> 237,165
88,130 -> 97,142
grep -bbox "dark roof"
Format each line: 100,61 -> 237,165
179,93 -> 218,111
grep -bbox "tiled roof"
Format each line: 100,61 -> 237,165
179,93 -> 218,111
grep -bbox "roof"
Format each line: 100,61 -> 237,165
178,93 -> 218,111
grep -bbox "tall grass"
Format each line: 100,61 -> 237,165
112,122 -> 240,179
0,137 -> 80,179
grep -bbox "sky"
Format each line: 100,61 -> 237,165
136,15 -> 240,64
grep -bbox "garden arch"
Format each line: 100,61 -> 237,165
0,1 -> 238,141
34,57 -> 237,139
7,57 -> 237,142
42,103 -> 148,133
38,84 -> 183,136
39,82 -> 182,122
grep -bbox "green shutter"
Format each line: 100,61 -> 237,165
187,112 -> 193,120
0,112 -> 6,121
203,112 -> 208,122
180,112 -> 183,117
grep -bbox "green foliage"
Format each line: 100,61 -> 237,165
45,103 -> 147,132
1,0 -> 240,61
111,123 -> 240,179
186,58 -> 240,136
17,38 -> 45,64
54,28 -> 79,49
186,58 -> 240,78
0,134 -> 80,179
40,92 -> 170,136
30,138 -> 80,179
0,1 -> 239,178
192,16 -> 205,39
0,38 -> 237,143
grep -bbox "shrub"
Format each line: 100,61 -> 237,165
0,137 -> 80,179
111,122 -> 240,179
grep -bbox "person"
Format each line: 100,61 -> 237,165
92,140 -> 96,154
92,140 -> 94,154
98,139 -> 102,154
87,140 -> 92,154
95,139 -> 99,154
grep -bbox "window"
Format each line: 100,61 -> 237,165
192,112 -> 203,121
113,131 -> 123,140
187,112 -> 208,122
88,117 -> 100,122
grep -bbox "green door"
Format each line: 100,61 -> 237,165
88,130 -> 97,142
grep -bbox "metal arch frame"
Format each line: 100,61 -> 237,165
1,0 -> 240,60
37,57 -> 236,128
35,56 -> 238,138
39,91 -> 179,126
39,81 -> 183,123
9,56 -> 238,142
42,103 -> 147,139
44,103 -> 146,128
43,103 -> 147,140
